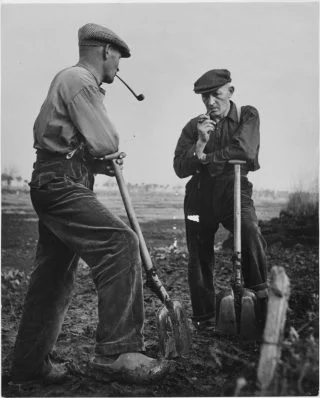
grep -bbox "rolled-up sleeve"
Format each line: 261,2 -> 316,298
68,85 -> 119,157
173,121 -> 202,179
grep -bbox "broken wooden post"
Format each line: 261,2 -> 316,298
257,266 -> 290,395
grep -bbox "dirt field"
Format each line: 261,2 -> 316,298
1,190 -> 319,396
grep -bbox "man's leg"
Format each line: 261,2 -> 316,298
11,221 -> 79,382
32,181 -> 171,383
185,218 -> 217,323
11,180 -> 145,382
222,178 -> 268,293
240,216 -> 268,332
240,218 -> 268,293
221,177 -> 268,331
31,181 -> 145,357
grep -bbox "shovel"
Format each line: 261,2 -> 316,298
108,154 -> 191,358
216,160 -> 259,340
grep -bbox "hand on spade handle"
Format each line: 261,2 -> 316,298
103,151 -> 126,163
96,151 -> 126,176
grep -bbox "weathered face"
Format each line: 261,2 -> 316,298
201,84 -> 234,118
102,46 -> 122,84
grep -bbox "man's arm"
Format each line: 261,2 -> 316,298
173,121 -> 203,179
206,106 -> 260,164
67,85 -> 119,158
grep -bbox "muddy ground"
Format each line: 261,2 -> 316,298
1,191 -> 319,397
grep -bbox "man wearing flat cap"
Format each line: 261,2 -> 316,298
10,23 -> 171,387
174,69 -> 268,332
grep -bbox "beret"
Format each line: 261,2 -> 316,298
194,69 -> 231,94
78,23 -> 131,58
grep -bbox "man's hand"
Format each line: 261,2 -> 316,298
92,152 -> 126,176
195,115 -> 215,161
197,115 -> 216,144
107,151 -> 126,176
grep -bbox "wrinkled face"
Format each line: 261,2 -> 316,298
102,46 -> 122,84
201,84 -> 234,118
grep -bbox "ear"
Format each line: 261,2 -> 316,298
105,44 -> 112,53
103,44 -> 112,60
228,85 -> 235,97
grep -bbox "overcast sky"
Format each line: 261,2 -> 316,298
1,1 -> 319,191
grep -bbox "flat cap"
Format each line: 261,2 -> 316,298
194,69 -> 231,94
78,23 -> 131,58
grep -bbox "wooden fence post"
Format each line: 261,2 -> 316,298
257,266 -> 290,395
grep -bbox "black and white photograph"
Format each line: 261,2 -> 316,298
1,0 -> 319,396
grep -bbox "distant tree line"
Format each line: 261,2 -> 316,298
104,181 -> 174,192
253,189 -> 289,200
1,173 -> 292,199
1,174 -> 28,187
1,168 -> 317,202
1,173 -> 14,187
1,168 -> 28,188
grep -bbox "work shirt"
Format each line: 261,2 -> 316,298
173,101 -> 260,179
33,64 -> 119,158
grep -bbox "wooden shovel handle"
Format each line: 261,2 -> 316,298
101,151 -> 124,161
112,162 -> 153,270
228,160 -> 246,252
229,161 -> 243,253
228,160 -> 246,286
112,161 -> 171,304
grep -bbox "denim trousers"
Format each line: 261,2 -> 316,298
11,154 -> 145,381
185,173 -> 268,322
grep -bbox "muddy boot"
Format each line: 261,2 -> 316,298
9,362 -> 70,392
89,352 -> 174,384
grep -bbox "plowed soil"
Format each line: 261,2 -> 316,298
1,191 -> 318,397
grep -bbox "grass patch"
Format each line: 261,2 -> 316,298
285,191 -> 319,218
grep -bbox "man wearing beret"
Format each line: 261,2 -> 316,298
173,69 -> 268,332
10,23 -> 171,386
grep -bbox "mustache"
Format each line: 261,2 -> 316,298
206,109 -> 216,116
206,109 -> 221,121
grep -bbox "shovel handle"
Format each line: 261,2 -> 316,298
229,160 -> 246,286
113,163 -> 149,257
228,160 -> 246,165
228,160 -> 246,253
112,161 -> 171,304
231,162 -> 243,253
100,151 -> 124,161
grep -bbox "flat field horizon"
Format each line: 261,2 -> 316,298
1,188 -> 286,222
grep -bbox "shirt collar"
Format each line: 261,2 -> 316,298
225,101 -> 238,122
75,63 -> 106,95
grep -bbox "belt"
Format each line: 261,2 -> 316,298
35,147 -> 85,162
36,150 -> 69,161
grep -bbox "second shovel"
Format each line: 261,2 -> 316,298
216,160 -> 259,340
